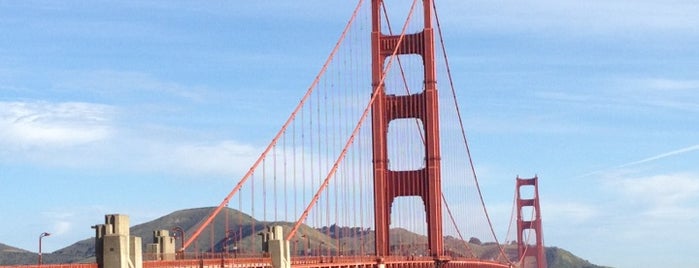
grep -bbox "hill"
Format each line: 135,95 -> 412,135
52,207 -> 261,261
0,242 -> 80,265
0,243 -> 32,265
546,247 -> 609,268
1,207 -> 607,268
0,243 -> 30,253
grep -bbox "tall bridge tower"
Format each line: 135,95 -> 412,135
516,176 -> 547,268
371,0 -> 444,258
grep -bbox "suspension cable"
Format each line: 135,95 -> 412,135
504,182 -> 518,262
287,0 -> 420,240
432,1 -> 512,264
442,193 -> 476,258
181,0 -> 366,251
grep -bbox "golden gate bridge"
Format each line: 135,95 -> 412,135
5,1 -> 546,268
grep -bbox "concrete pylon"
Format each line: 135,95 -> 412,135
145,230 -> 175,260
261,226 -> 290,268
93,214 -> 143,268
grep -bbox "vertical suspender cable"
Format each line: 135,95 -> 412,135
286,0 -> 420,241
432,1 -> 511,264
180,0 -> 366,251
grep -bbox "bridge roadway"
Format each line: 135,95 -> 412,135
1,256 -> 510,268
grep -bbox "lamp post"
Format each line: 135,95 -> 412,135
224,230 -> 232,254
360,236 -> 365,256
171,227 -> 185,259
293,239 -> 299,256
226,229 -> 241,257
301,234 -> 310,256
38,232 -> 51,265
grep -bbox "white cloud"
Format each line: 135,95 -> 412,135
541,201 -> 598,224
596,171 -> 699,225
52,221 -> 72,236
157,140 -> 260,177
41,210 -> 76,237
0,101 -> 113,148
34,206 -> 116,250
0,101 -> 270,179
615,173 -> 699,207
0,100 -> 268,178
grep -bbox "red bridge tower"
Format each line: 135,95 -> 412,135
516,176 -> 547,268
370,0 -> 444,259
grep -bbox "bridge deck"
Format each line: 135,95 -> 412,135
0,257 -> 510,268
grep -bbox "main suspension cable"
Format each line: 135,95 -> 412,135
432,1 -> 512,264
287,0 -> 420,240
181,0 -> 367,251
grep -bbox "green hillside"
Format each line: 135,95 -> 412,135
1,207 -> 607,268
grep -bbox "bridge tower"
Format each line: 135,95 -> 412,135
371,0 -> 444,258
516,176 -> 547,268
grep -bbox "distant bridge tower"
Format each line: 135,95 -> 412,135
371,0 -> 444,258
516,176 -> 547,268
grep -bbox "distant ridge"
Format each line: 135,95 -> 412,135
1,207 -> 607,268
0,243 -> 30,253
0,242 -> 78,265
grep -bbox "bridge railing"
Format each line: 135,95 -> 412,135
144,252 -> 270,261
143,257 -> 272,268
291,256 -> 377,265
0,256 -> 511,268
0,264 -> 97,268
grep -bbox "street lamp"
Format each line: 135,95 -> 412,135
226,229 -> 241,257
224,230 -> 231,254
171,227 -> 185,259
301,234 -> 310,256
38,232 -> 51,265
293,239 -> 299,256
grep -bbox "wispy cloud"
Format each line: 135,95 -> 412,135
37,206 -> 117,249
616,145 -> 699,169
462,76 -> 698,137
541,201 -> 598,224
0,101 -> 114,148
534,76 -> 699,112
137,140 -> 261,178
615,173 -> 699,207
0,101 -> 269,180
615,78 -> 699,112
439,0 -> 699,36
0,100 -> 263,178
643,78 -> 699,91
576,144 -> 699,179
54,70 -> 208,103
577,171 -> 699,267
603,172 -> 699,228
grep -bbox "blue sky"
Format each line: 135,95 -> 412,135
1,1 -> 698,267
